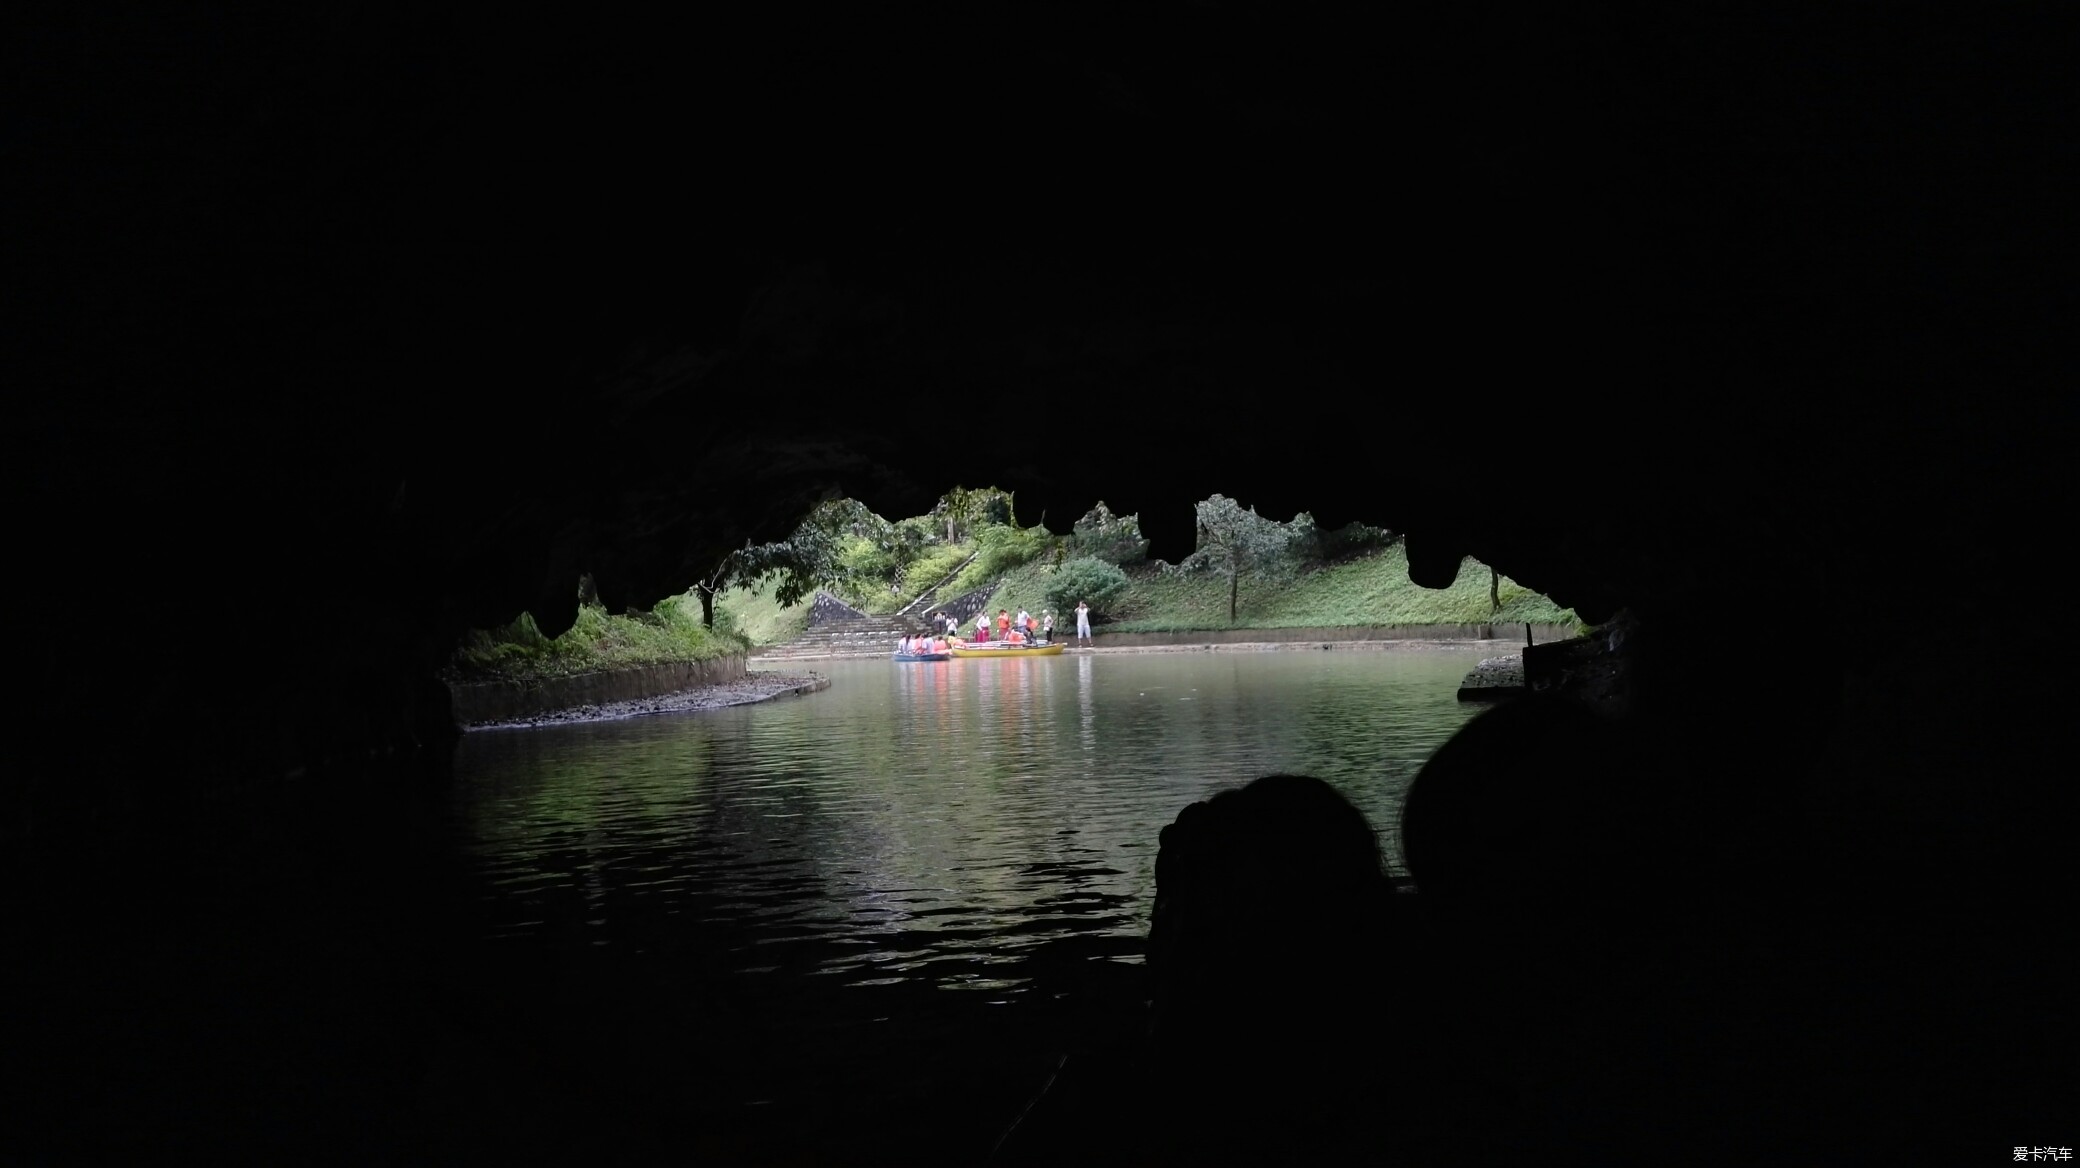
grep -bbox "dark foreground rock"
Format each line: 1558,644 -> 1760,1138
1457,653 -> 1526,702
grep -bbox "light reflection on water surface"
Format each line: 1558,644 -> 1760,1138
450,648 -> 1492,997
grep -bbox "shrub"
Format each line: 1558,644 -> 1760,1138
838,534 -> 894,581
1044,556 -> 1131,616
951,523 -> 1048,591
904,540 -> 971,594
449,595 -> 748,684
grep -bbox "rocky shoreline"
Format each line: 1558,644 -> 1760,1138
463,671 -> 828,731
1075,637 -> 1533,655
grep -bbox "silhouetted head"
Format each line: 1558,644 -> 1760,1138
1145,775 -> 1415,1159
1399,695 -> 1684,943
1150,775 -> 1393,1044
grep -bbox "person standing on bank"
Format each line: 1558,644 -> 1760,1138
1075,600 -> 1093,647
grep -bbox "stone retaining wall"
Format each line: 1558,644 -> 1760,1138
446,654 -> 748,726
931,583 -> 1001,630
806,591 -> 872,626
1090,623 -> 1577,648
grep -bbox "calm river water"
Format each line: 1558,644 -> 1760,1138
444,646 -> 1501,1160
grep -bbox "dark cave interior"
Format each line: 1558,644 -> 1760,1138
10,4 -> 2074,1163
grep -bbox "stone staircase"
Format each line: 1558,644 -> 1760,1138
895,550 -> 979,620
751,610 -> 938,662
752,590 -> 948,665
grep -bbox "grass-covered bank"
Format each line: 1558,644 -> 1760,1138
447,595 -> 747,686
975,542 -> 1575,635
451,492 -> 1583,678
709,575 -> 812,646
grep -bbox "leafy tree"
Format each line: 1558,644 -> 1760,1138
689,504 -> 846,628
820,497 -> 886,543
1174,494 -> 1307,623
1068,501 -> 1149,565
1044,556 -> 1131,617
932,485 -> 985,543
963,521 -> 1047,584
890,515 -> 936,560
980,489 -> 1014,527
1286,511 -> 1321,561
873,516 -> 937,594
1316,519 -> 1397,562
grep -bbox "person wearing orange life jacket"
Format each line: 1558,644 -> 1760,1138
997,609 -> 1011,641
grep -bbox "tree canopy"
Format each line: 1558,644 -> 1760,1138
690,500 -> 849,627
1173,494 -> 1309,623
1068,501 -> 1149,565
1045,556 -> 1131,617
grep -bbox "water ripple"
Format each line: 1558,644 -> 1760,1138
450,650 -> 1489,1004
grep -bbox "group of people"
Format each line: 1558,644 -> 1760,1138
983,607 -> 1050,645
914,602 -> 1096,647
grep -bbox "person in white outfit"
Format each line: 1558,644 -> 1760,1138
1075,600 -> 1093,646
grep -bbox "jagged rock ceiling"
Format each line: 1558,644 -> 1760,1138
15,5 -> 2070,777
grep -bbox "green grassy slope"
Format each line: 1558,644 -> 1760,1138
448,597 -> 748,684
796,542 -> 1577,642
460,533 -> 1581,678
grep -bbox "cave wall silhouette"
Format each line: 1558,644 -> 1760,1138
10,4 -> 2074,1156
19,2 -> 2068,808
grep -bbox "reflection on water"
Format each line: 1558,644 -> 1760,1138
450,649 -> 1491,1000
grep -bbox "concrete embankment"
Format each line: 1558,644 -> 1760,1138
1088,623 -> 1577,650
447,654 -> 761,727
1457,654 -> 1527,701
1454,611 -> 1637,707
